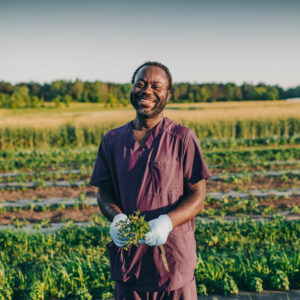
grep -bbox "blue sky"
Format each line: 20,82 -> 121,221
1,0 -> 299,87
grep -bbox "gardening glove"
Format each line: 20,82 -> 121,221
141,215 -> 173,246
109,214 -> 128,247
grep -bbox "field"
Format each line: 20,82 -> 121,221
0,101 -> 300,299
1,101 -> 300,128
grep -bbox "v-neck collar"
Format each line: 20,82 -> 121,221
129,116 -> 166,151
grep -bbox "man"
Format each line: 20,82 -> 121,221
90,62 -> 211,299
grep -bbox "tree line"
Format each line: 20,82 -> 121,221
0,80 -> 299,108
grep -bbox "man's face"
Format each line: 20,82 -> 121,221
130,66 -> 170,119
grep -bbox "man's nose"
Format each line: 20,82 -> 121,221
143,84 -> 153,95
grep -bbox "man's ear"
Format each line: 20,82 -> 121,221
166,90 -> 171,103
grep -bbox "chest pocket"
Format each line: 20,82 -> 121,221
150,158 -> 181,195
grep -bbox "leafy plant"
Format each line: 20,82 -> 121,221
249,277 -> 263,292
197,284 -> 208,296
116,210 -> 150,250
218,275 -> 239,295
270,270 -> 289,291
116,211 -> 169,271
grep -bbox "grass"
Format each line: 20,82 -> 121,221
0,146 -> 299,172
1,101 -> 299,149
0,101 -> 300,128
1,119 -> 299,149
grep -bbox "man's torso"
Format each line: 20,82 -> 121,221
90,117 -> 210,291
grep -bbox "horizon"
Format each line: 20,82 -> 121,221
1,78 -> 299,89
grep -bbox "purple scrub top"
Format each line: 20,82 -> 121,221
90,117 -> 211,292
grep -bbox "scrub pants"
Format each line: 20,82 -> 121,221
115,277 -> 197,300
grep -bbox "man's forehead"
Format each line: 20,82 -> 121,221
135,66 -> 168,83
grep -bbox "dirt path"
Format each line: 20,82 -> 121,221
1,196 -> 299,225
0,186 -> 96,201
0,207 -> 100,225
0,176 -> 299,201
206,178 -> 299,192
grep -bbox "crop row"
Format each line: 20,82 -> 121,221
1,169 -> 299,189
1,165 -> 300,184
0,188 -> 300,207
1,171 -> 300,192
1,162 -> 300,184
0,170 -> 90,184
0,146 -> 299,172
0,217 -> 299,299
1,199 -> 298,220
207,147 -> 300,168
0,117 -> 299,149
210,169 -> 300,181
199,135 -> 300,150
201,195 -> 300,217
1,188 -> 299,223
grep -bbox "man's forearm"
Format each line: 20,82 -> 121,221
97,188 -> 123,222
167,179 -> 206,229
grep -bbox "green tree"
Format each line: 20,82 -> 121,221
62,95 -> 72,107
54,96 -> 61,108
266,87 -> 279,100
0,93 -> 8,107
106,94 -> 118,107
199,87 -> 210,102
31,96 -> 41,108
0,81 -> 13,95
188,92 -> 194,101
71,79 -> 84,101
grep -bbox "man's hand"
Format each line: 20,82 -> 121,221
109,214 -> 128,247
141,215 -> 173,246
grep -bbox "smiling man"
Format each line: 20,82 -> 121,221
90,62 -> 211,299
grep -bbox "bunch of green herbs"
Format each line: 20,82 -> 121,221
116,210 -> 150,250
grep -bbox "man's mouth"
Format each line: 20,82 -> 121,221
140,99 -> 153,103
138,98 -> 156,106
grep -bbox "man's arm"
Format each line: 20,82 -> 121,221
167,179 -> 206,229
97,187 -> 123,222
142,179 -> 207,246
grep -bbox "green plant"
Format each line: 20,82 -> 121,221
249,277 -> 263,292
197,284 -> 208,296
116,211 -> 150,250
270,270 -> 289,291
218,275 -> 239,295
29,280 -> 45,300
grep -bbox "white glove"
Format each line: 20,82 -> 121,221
109,214 -> 128,247
142,215 -> 173,246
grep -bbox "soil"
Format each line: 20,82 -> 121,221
0,186 -> 97,201
258,196 -> 300,207
206,178 -> 299,192
210,164 -> 300,173
0,164 -> 299,181
0,177 -> 298,202
0,207 -> 100,225
0,196 -> 299,225
207,196 -> 300,209
0,175 -> 299,225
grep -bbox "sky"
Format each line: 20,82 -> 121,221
0,0 -> 300,88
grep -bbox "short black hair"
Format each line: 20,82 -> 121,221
131,61 -> 173,92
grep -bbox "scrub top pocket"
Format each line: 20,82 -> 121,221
150,158 -> 181,195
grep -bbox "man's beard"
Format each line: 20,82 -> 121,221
130,92 -> 168,119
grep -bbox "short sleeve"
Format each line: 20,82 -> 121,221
183,129 -> 212,186
89,136 -> 113,189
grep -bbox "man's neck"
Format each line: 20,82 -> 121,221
133,113 -> 164,131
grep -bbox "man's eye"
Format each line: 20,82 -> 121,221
152,85 -> 161,89
136,82 -> 144,88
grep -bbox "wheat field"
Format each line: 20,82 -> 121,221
0,101 -> 299,129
